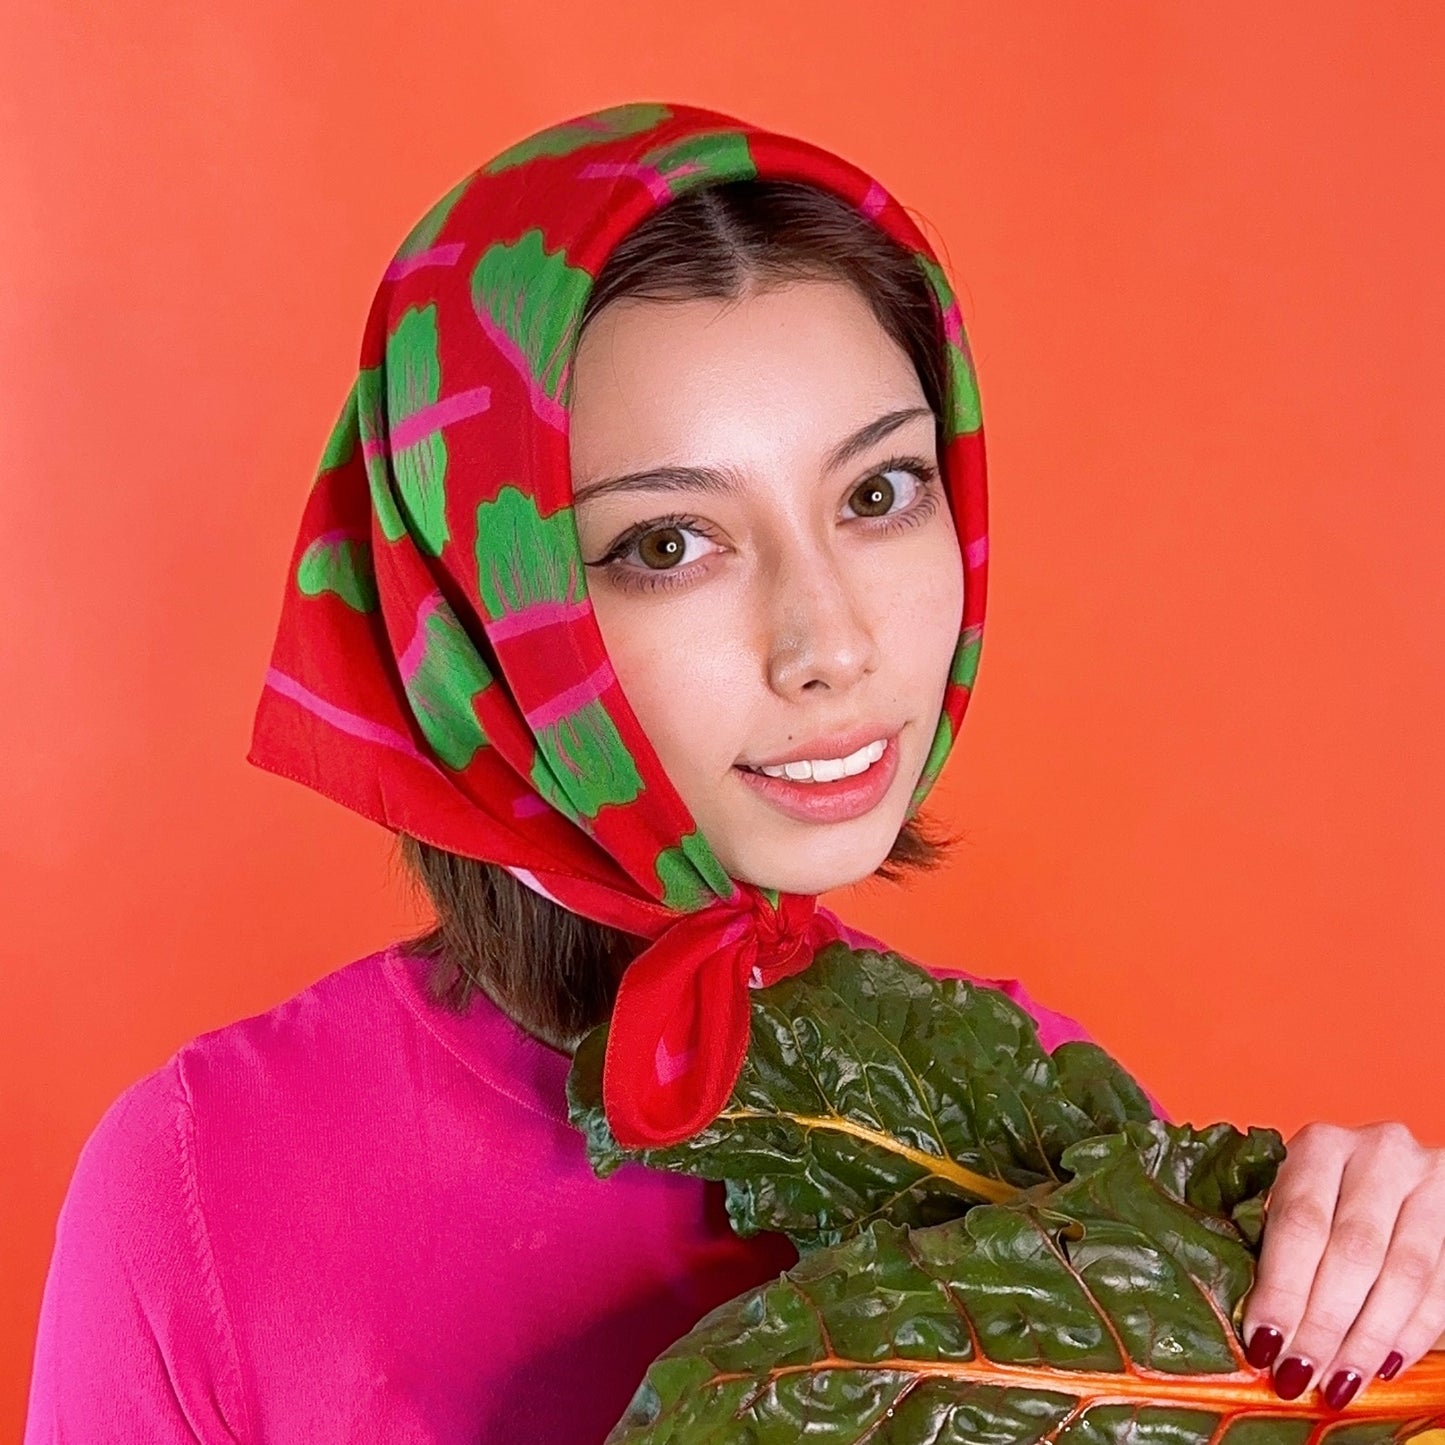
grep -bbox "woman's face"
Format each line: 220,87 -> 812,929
569,277 -> 964,895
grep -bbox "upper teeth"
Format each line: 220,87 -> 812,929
749,737 -> 887,782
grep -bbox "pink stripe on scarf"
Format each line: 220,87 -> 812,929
265,667 -> 428,763
523,658 -> 616,731
388,387 -> 492,452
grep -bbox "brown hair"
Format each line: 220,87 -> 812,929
394,178 -> 964,1053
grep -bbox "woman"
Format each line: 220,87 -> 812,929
24,101 -> 1444,1443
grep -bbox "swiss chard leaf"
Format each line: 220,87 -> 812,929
604,1119 -> 1445,1444
567,944 -> 1162,1252
568,945 -> 1445,1439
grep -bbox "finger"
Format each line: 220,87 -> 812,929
1272,1126 -> 1418,1402
1367,1245 -> 1445,1389
1241,1126 -> 1349,1377
1314,1171 -> 1445,1408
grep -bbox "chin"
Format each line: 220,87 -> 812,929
719,822 -> 901,896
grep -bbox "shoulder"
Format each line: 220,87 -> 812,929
51,940 -> 405,1301
28,945 -> 403,1439
170,941 -> 406,1120
29,1055 -> 252,1439
59,1053 -> 190,1247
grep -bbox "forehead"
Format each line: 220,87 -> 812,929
568,277 -> 925,471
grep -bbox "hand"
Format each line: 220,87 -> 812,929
1240,1121 -> 1445,1410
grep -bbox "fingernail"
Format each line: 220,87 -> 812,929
1378,1350 -> 1404,1381
1324,1369 -> 1362,1410
1246,1326 -> 1284,1368
1274,1356 -> 1314,1399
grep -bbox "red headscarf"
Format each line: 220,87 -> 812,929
246,100 -> 988,1151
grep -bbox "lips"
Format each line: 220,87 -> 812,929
732,731 -> 903,826
740,724 -> 900,772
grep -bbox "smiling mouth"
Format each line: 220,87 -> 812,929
738,736 -> 888,784
732,732 -> 902,825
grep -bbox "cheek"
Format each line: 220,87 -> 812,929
593,600 -> 750,784
872,530 -> 967,690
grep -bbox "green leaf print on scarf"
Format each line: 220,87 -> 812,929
393,173 -> 472,258
471,232 -> 591,416
906,577 -> 981,817
474,484 -> 582,617
318,381 -> 359,472
952,622 -> 983,690
386,306 -> 450,556
358,363 -> 409,546
654,833 -> 737,911
403,602 -> 491,771
637,130 -> 758,198
917,254 -> 982,439
475,485 -> 641,819
296,537 -> 378,614
480,102 -> 673,174
530,700 -> 643,822
908,712 -> 953,817
529,747 -> 584,826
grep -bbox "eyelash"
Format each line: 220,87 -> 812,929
586,455 -> 944,597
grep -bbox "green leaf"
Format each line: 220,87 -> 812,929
570,945 -> 1445,1441
566,945 -> 1160,1253
605,1117 -> 1445,1444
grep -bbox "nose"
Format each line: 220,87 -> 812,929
761,539 -> 880,697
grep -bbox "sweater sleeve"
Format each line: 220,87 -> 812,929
23,1055 -> 249,1443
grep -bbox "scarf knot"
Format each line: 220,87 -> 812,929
728,888 -> 820,991
601,885 -> 826,1149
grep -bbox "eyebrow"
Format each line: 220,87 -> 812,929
571,405 -> 935,505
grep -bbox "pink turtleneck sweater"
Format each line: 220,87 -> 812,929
23,916 -> 1167,1442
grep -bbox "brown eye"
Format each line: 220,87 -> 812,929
637,527 -> 688,569
849,475 -> 897,518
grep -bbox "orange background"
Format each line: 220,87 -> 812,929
4,1 -> 1443,1431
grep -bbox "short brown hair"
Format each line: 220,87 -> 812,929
395,178 -> 964,1052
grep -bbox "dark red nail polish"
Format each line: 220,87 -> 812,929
1246,1326 -> 1284,1368
1274,1356 -> 1314,1399
1324,1369 -> 1361,1410
1378,1350 -> 1404,1381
